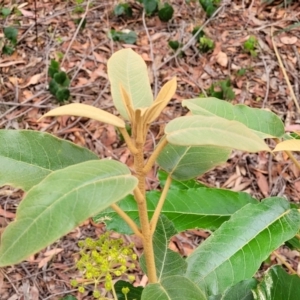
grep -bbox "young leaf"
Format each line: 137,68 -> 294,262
53,71 -> 69,86
273,139 -> 300,152
253,265 -> 300,299
107,48 -> 153,120
39,103 -> 126,128
165,115 -> 270,153
144,77 -> 177,124
142,0 -> 158,15
157,144 -> 230,181
140,215 -> 187,280
95,188 -> 257,234
0,160 -> 138,267
0,130 -> 98,191
158,3 -> 174,22
185,197 -> 300,296
2,45 -> 14,55
141,275 -> 206,300
48,60 -> 60,77
114,3 -> 133,17
182,97 -> 285,139
115,280 -> 143,300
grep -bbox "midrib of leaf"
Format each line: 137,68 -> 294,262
4,156 -> 52,171
195,209 -> 291,283
0,174 -> 129,257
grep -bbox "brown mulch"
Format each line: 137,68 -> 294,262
1,0 -> 300,298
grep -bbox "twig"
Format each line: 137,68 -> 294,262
61,0 -> 90,66
272,251 -> 296,275
271,27 -> 300,112
110,203 -> 143,239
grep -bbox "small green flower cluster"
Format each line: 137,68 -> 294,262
71,232 -> 137,299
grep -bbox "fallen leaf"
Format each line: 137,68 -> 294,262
280,36 -> 297,45
0,206 -> 16,219
216,51 -> 228,67
21,73 -> 44,88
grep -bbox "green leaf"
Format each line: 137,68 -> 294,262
2,45 -> 14,55
107,48 -> 153,119
55,88 -> 70,102
0,130 -> 98,191
185,197 -> 300,296
1,8 -> 11,17
140,215 -> 187,279
120,31 -> 137,44
165,115 -> 270,153
59,296 -> 77,300
168,40 -> 180,51
4,27 -> 18,44
53,71 -> 69,86
141,275 -> 207,300
214,279 -> 257,300
114,3 -> 133,17
157,144 -> 231,181
182,97 -> 284,139
95,188 -> 257,234
142,0 -> 158,15
49,79 -> 59,95
158,3 -> 174,22
115,280 -> 143,300
158,170 -> 206,190
0,160 -> 138,267
48,60 -> 60,78
285,235 -> 300,251
253,265 -> 300,300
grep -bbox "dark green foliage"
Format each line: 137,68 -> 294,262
73,18 -> 87,30
115,280 -> 143,300
109,29 -> 137,44
48,60 -> 70,103
168,40 -> 180,51
2,27 -> 18,55
158,3 -> 174,22
199,0 -> 220,17
205,79 -> 235,101
114,3 -> 133,17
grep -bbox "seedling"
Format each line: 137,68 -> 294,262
72,0 -> 85,13
1,27 -> 18,55
109,29 -> 137,44
1,7 -> 11,17
199,35 -> 214,52
243,35 -> 258,57
204,78 -> 235,101
158,3 -> 174,22
199,0 -> 221,17
48,60 -> 70,102
114,3 -> 133,17
1,49 -> 300,299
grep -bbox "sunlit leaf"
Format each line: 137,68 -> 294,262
273,139 -> 300,152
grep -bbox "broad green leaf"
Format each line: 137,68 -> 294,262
140,215 -> 187,280
185,197 -> 300,296
115,280 -> 143,300
107,48 -> 153,119
39,103 -> 125,128
183,98 -> 284,139
95,188 -> 257,234
0,130 -> 98,191
165,116 -> 270,152
0,160 -> 137,267
141,275 -> 207,300
253,265 -> 300,300
273,139 -> 300,152
211,279 -> 257,300
158,170 -> 206,190
157,144 -> 231,181
285,235 -> 300,251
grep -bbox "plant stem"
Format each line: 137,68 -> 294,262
285,150 -> 300,171
143,136 -> 168,174
150,174 -> 172,234
272,251 -> 296,274
119,127 -> 138,154
134,188 -> 157,283
110,203 -> 143,239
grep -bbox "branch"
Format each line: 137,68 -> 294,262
110,203 -> 142,239
150,174 -> 172,234
143,136 -> 168,174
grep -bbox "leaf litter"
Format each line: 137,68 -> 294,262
1,0 -> 300,298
